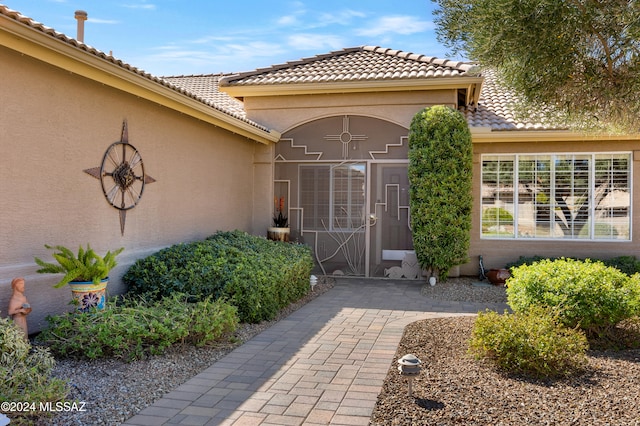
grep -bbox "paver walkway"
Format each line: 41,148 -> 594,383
123,278 -> 507,426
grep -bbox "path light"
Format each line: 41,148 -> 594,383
397,354 -> 422,397
310,275 -> 318,291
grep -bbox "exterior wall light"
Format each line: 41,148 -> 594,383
397,353 -> 422,397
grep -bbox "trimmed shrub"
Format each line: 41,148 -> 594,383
602,255 -> 640,276
469,308 -> 588,378
123,230 -> 314,323
505,255 -> 554,271
408,105 -> 473,279
506,258 -> 640,337
506,255 -> 640,277
1,315 -> 68,422
36,294 -> 238,361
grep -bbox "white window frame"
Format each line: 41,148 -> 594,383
481,152 -> 632,241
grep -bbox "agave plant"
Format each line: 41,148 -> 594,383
35,244 -> 124,288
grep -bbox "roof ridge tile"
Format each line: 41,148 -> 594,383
220,45 -> 480,87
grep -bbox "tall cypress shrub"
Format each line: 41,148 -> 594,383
408,105 -> 473,280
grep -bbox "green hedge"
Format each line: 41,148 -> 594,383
123,230 -> 314,323
506,258 -> 640,337
408,105 -> 473,279
506,255 -> 640,276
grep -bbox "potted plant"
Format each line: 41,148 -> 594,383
35,244 -> 124,312
268,196 -> 290,242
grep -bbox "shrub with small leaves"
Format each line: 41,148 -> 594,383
602,255 -> 640,276
408,105 -> 473,280
0,314 -> 68,423
123,230 -> 314,323
505,255 -> 555,271
506,258 -> 640,337
505,255 -> 640,277
469,308 -> 588,378
36,294 -> 238,361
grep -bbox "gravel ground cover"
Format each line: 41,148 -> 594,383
371,302 -> 640,425
36,278 -> 336,426
30,277 -> 640,426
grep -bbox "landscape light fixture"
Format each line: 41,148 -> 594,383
397,353 -> 422,397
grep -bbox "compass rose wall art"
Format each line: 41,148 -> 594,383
84,120 -> 156,235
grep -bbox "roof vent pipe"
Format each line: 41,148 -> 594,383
74,10 -> 88,43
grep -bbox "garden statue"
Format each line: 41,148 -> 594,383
8,277 -> 32,340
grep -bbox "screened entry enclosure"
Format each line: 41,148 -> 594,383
274,115 -> 417,278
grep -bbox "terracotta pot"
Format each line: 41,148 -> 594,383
486,268 -> 510,285
267,227 -> 290,242
68,278 -> 108,312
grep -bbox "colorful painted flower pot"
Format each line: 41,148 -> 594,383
68,278 -> 108,312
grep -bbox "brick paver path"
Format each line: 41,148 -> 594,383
123,278 -> 507,425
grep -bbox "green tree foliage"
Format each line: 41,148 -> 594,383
433,0 -> 640,133
408,106 -> 473,279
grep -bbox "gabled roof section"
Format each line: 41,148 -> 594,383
0,5 -> 279,143
162,74 -> 247,118
219,46 -> 482,98
464,68 -> 567,131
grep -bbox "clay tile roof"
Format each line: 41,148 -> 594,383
161,74 -> 247,118
3,3 -> 563,134
220,46 -> 480,86
0,5 -> 266,132
465,68 -> 566,131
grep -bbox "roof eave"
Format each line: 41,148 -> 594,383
470,127 -> 640,142
0,13 -> 280,144
220,76 -> 484,98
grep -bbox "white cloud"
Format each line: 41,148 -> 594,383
122,2 -> 156,10
277,15 -> 299,26
215,41 -> 288,59
277,8 -> 366,30
88,18 -> 120,25
316,9 -> 366,27
276,1 -> 307,27
287,33 -> 345,51
191,35 -> 237,44
356,15 -> 434,37
141,40 -> 290,74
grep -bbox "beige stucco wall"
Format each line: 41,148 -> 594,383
242,89 -> 458,132
0,46 -> 265,332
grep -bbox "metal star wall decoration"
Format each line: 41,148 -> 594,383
84,120 -> 156,235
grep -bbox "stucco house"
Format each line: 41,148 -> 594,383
1,5 -> 638,331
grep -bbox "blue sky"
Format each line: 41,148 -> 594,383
4,0 -> 460,77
